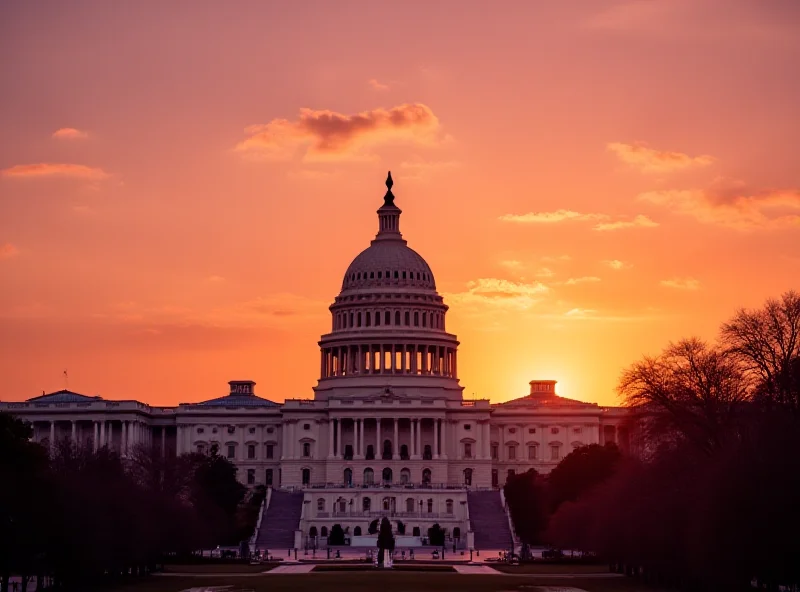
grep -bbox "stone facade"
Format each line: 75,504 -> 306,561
0,172 -> 629,545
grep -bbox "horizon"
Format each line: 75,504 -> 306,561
1,0 -> 799,406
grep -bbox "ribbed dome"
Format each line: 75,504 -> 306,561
342,241 -> 436,291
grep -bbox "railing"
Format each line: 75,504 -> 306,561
317,510 -> 453,519
302,482 -> 469,490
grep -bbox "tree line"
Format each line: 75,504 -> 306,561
0,429 -> 262,592
506,290 -> 800,591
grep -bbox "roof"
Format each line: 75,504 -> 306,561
494,392 -> 598,409
190,394 -> 281,408
26,390 -> 103,403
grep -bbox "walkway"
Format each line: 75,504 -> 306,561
268,564 -> 316,574
453,565 -> 501,575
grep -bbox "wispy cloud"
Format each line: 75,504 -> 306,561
368,78 -> 390,91
661,277 -> 701,291
594,215 -> 659,231
535,267 -> 555,278
499,260 -> 523,270
499,209 -> 607,224
0,243 -> 19,260
445,278 -> 549,311
564,308 -> 598,318
52,127 -> 88,140
564,276 -> 601,285
236,103 -> 443,161
638,178 -> 800,230
1,163 -> 110,180
542,254 -> 571,262
603,259 -> 632,270
608,141 -> 714,173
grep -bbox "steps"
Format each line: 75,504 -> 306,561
467,490 -> 513,551
255,489 -> 304,551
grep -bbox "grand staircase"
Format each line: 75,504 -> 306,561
255,489 -> 304,551
468,490 -> 514,551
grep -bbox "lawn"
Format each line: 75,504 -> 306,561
104,571 -> 671,592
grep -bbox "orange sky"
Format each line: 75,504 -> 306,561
1,0 -> 799,406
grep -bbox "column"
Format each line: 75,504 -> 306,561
484,423 -> 491,459
360,418 -> 365,457
337,418 -> 342,459
161,427 -> 166,457
379,344 -> 385,373
376,418 -> 381,458
415,419 -> 421,458
239,424 -> 245,460
393,418 -> 399,460
93,421 -> 99,452
434,419 -> 440,458
49,421 -> 55,453
121,421 -> 128,455
280,422 -> 287,459
289,421 -> 296,459
71,420 -> 76,443
100,421 -> 106,449
440,419 -> 447,459
328,419 -> 335,458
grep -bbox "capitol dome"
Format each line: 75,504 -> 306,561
342,242 -> 436,291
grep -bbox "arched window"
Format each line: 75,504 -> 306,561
317,498 -> 325,512
302,468 -> 311,486
423,444 -> 432,460
354,526 -> 362,536
321,526 -> 328,537
427,498 -> 433,513
413,526 -> 421,536
406,498 -> 415,512
338,498 -> 347,513
453,526 -> 461,539
422,468 -> 431,485
463,468 -> 473,486
309,526 -> 318,537
382,467 -> 393,483
395,311 -> 401,325
382,439 -> 393,460
344,468 -> 353,486
400,444 -> 409,460
363,468 -> 374,485
363,497 -> 371,511
366,444 -> 375,460
400,468 -> 411,484
446,499 -> 454,514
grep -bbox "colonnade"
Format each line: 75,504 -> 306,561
39,418 -> 152,456
326,417 -> 446,460
321,343 -> 457,379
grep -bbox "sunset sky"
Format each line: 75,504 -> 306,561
1,0 -> 799,406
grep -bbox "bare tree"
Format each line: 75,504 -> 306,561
721,290 -> 800,411
617,338 -> 749,453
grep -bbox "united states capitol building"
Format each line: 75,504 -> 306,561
1,173 -> 629,551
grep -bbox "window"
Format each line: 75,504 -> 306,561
427,499 -> 433,513
344,444 -> 354,460
344,468 -> 353,486
354,526 -> 362,536
247,444 -> 256,459
400,468 -> 410,484
550,445 -> 560,461
304,423 -> 311,430
507,469 -> 515,480
551,427 -> 560,435
267,427 -> 274,434
464,443 -> 472,459
227,444 -> 236,459
463,468 -> 473,486
405,311 -> 410,325
317,498 -> 325,512
197,427 -> 205,434
247,469 -> 255,485
395,311 -> 400,325
414,312 -> 419,326
365,445 -> 375,460
445,499 -> 453,514
509,428 -> 516,434
528,445 -> 538,460
573,427 -> 582,434
508,445 -> 516,460
212,427 -> 218,433
228,426 -> 236,434
302,468 -> 311,486
422,468 -> 432,485
491,444 -> 499,460
249,427 -> 256,434
338,499 -> 346,513
266,444 -> 274,459
266,469 -> 273,486
364,468 -> 374,485
196,444 -> 206,454
400,444 -> 409,460
382,467 -> 393,483
528,428 -> 536,434
303,442 -> 311,457
363,497 -> 371,511
385,311 -> 390,325
464,424 -> 472,430
491,469 -> 498,488
406,498 -> 415,513
423,444 -> 432,460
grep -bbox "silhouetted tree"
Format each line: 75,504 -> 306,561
503,469 -> 549,544
328,524 -> 345,546
427,523 -> 445,547
368,519 -> 379,534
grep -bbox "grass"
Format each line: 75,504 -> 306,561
102,571 -> 672,592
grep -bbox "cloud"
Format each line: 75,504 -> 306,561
499,209 -> 608,224
564,308 -> 598,318
603,259 -> 632,270
368,78 -> 390,91
535,267 -> 555,278
607,142 -> 715,173
52,128 -> 88,140
661,277 -> 701,291
1,243 -> 19,260
638,179 -> 800,230
1,163 -> 110,180
542,254 -> 571,262
564,276 -> 601,285
593,215 -> 659,231
236,103 -> 443,161
445,278 -> 549,311
499,260 -> 523,270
